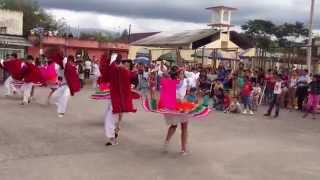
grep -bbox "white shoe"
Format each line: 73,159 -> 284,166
180,150 -> 190,156
58,114 -> 64,118
249,111 -> 254,115
242,110 -> 248,114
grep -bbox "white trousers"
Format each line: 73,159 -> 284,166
104,100 -> 118,138
92,76 -> 99,89
22,83 -> 33,103
50,85 -> 71,114
4,76 -> 15,95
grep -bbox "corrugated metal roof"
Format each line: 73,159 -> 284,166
117,32 -> 160,43
132,29 -> 219,48
0,35 -> 31,47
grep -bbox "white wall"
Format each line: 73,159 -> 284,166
0,10 -> 23,35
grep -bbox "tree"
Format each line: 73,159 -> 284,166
80,31 -> 115,42
241,20 -> 276,50
120,29 -> 129,38
274,22 -> 309,48
241,20 -> 276,37
241,20 -> 309,50
0,0 -> 58,35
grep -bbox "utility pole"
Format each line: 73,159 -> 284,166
307,0 -> 315,74
128,24 -> 132,42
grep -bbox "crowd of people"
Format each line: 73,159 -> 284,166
130,61 -> 320,119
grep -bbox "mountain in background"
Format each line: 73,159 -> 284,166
65,27 -> 126,42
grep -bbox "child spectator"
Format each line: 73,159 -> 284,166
213,81 -> 225,111
224,96 -> 242,114
223,91 -> 231,110
202,91 -> 210,107
251,82 -> 262,111
241,76 -> 254,115
148,71 -> 157,100
185,87 -> 198,103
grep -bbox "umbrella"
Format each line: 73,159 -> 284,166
157,51 -> 176,62
134,56 -> 150,65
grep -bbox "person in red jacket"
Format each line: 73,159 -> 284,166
241,76 -> 254,115
20,55 -> 45,105
0,53 -> 25,96
49,52 -> 81,118
100,53 -> 137,146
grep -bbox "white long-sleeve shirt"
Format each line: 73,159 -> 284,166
184,71 -> 200,88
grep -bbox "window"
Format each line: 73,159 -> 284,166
223,11 -> 229,22
0,27 -> 7,34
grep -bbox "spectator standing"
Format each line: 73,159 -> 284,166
92,58 -> 100,89
137,66 -> 149,98
156,61 -> 168,90
77,61 -> 85,88
296,70 -> 310,111
84,59 -> 92,79
241,76 -> 254,115
287,71 -> 298,110
185,67 -> 200,89
303,74 -> 320,119
264,69 -> 275,105
264,74 -> 283,118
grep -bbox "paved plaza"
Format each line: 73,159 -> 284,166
0,86 -> 320,180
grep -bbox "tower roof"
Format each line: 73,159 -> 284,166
206,6 -> 237,11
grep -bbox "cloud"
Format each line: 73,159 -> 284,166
47,9 -> 208,33
42,0 -> 320,32
38,0 -> 319,25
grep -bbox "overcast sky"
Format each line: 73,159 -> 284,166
37,0 -> 319,33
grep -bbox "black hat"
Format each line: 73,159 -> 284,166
26,55 -> 34,60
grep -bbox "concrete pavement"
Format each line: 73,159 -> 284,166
0,86 -> 320,180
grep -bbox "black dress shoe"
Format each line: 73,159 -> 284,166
264,113 -> 271,116
105,142 -> 114,146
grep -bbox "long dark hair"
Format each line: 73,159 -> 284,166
169,66 -> 179,79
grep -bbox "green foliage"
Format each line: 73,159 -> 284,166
241,19 -> 309,50
80,31 -> 116,42
121,29 -> 129,38
241,20 -> 276,37
0,0 -> 58,36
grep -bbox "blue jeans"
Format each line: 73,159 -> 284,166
242,96 -> 252,110
265,88 -> 273,104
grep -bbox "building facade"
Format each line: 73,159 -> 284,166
0,10 -> 23,35
0,9 -> 31,82
27,36 -> 129,62
0,9 -> 30,59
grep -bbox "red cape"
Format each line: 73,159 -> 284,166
99,55 -> 136,114
2,59 -> 25,80
98,55 -> 111,84
109,66 -> 136,114
22,63 -> 46,84
64,62 -> 81,96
